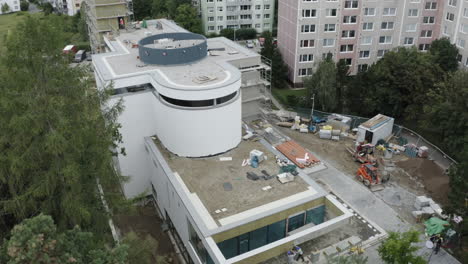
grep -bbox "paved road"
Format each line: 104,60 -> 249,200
306,152 -> 460,264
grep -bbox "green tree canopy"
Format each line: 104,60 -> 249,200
378,230 -> 426,264
0,16 -> 124,234
261,31 -> 288,89
174,4 -> 202,34
429,38 -> 460,73
151,0 -> 167,18
0,214 -> 128,264
1,3 -> 11,13
304,56 -> 337,112
20,0 -> 29,11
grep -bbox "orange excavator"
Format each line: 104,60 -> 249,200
356,163 -> 388,191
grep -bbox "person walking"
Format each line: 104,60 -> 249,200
293,245 -> 305,262
287,250 -> 296,264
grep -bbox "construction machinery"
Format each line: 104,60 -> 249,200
347,143 -> 376,165
356,163 -> 388,191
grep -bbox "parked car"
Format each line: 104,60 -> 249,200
74,50 -> 87,63
63,45 -> 77,55
246,40 -> 254,48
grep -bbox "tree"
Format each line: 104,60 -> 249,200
20,0 -> 29,11
41,2 -> 54,15
1,3 -> 10,13
151,0 -> 167,18
0,214 -> 128,264
335,58 -> 349,113
220,28 -> 234,40
378,230 -> 426,264
327,254 -> 368,264
429,38 -> 460,73
304,56 -> 337,112
133,0 -> 152,20
358,47 -> 443,121
422,70 -> 468,158
235,28 -> 257,40
122,231 -> 169,264
0,16 -> 125,234
260,31 -> 288,89
174,4 -> 202,34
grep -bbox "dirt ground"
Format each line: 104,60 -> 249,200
273,124 -> 450,221
114,205 -> 180,264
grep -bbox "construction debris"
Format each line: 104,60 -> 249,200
275,140 -> 320,169
277,172 -> 294,183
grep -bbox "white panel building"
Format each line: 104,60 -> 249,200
92,19 -> 352,264
0,0 -> 20,14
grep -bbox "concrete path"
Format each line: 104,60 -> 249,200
306,153 -> 460,264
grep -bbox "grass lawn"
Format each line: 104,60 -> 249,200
272,87 -> 308,106
0,12 -> 41,50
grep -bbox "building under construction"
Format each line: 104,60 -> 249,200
83,0 -> 133,53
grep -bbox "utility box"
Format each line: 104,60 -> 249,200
357,114 -> 394,145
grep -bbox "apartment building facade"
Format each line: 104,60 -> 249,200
441,0 -> 468,67
0,0 -> 20,14
277,0 -> 455,86
199,0 -> 275,35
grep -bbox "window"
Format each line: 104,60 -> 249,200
420,30 -> 433,38
361,36 -> 372,45
208,16 -> 214,22
207,0 -> 213,2
256,14 -> 261,19
287,213 -> 306,232
298,68 -> 313,76
406,23 -> 417,32
408,9 -> 418,17
446,12 -> 455,21
341,58 -> 352,66
359,50 -> 370,58
217,16 -> 223,21
227,16 -> 238,20
460,24 -> 468,34
227,6 -> 237,11
425,2 -> 437,10
264,14 -> 270,19
423,16 -> 435,24
457,54 -> 462,62
342,30 -> 355,38
300,39 -> 315,48
340,44 -> 354,52
404,37 -> 414,45
267,220 -> 286,243
364,8 -> 375,16
449,0 -> 457,7
217,6 -> 223,11
344,0 -> 358,8
363,22 -> 374,31
464,8 -> 468,18
381,21 -> 394,30
301,24 -> 316,33
323,38 -> 335,47
457,38 -> 466,48
305,206 -> 325,225
240,14 -> 251,20
326,8 -> 337,17
324,24 -> 336,32
343,15 -> 357,24
217,25 -> 224,30
465,57 -> 468,66
377,49 -> 389,57
264,23 -> 271,28
207,7 -> 214,12
255,5 -> 260,10
240,5 -> 251,10
299,54 -> 314,62
383,8 -> 396,16
264,4 -> 270,9
379,36 -> 392,44
322,53 -> 333,60
358,64 -> 369,72
419,44 -> 431,51
249,226 -> 267,250
302,9 -> 317,18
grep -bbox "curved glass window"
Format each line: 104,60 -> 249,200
160,91 -> 237,108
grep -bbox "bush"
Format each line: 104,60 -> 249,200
75,41 -> 91,51
235,28 -> 257,40
206,32 -> 218,38
20,0 -> 29,11
220,28 -> 234,40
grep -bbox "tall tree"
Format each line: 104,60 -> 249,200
429,37 -> 460,73
151,0 -> 167,18
0,214 -> 128,264
0,16 -> 125,233
378,230 -> 426,264
133,0 -> 152,20
261,31 -> 288,89
304,56 -> 337,112
1,3 -> 10,13
174,4 -> 202,34
335,59 -> 349,113
422,70 -> 468,158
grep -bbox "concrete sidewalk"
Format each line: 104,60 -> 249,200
306,153 -> 460,264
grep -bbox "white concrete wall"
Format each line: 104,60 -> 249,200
110,92 -> 158,198
152,94 -> 242,157
0,0 -> 20,14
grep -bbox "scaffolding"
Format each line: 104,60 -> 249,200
83,0 -> 134,53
